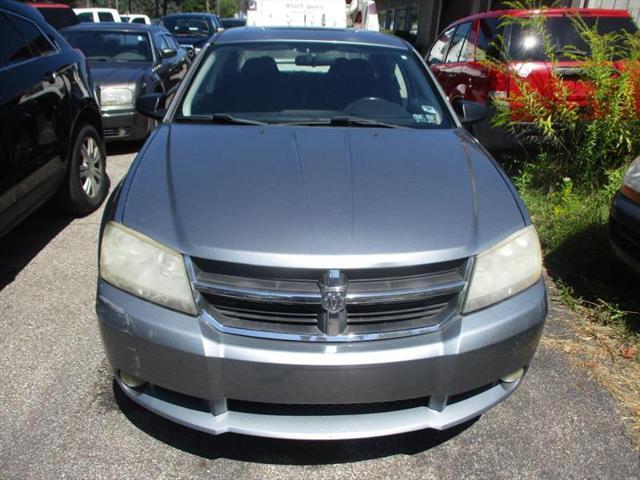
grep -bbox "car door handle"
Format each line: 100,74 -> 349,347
43,71 -> 57,84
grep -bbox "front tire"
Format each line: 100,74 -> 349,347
62,124 -> 108,214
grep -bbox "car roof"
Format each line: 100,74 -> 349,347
31,3 -> 72,8
215,27 -> 409,49
162,12 -> 218,18
74,7 -> 119,12
62,21 -> 165,33
446,8 -> 631,29
0,0 -> 47,20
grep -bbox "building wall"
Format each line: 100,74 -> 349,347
583,0 -> 640,23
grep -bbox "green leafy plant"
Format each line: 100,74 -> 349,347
487,0 -> 640,188
491,4 -> 640,437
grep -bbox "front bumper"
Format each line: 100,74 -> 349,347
96,278 -> 547,439
610,191 -> 640,274
101,107 -> 152,142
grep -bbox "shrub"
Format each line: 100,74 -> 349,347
488,0 -> 640,188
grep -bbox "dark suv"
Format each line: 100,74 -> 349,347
0,0 -> 107,237
426,8 -> 638,152
159,13 -> 223,57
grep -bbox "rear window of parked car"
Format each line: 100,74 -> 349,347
509,16 -> 638,61
98,11 -> 115,22
65,31 -> 152,62
163,17 -> 211,37
0,12 -> 56,68
179,41 -> 452,129
77,12 -> 93,22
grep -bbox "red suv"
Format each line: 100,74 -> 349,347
426,8 -> 638,153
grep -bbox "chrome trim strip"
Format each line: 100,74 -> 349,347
346,280 -> 465,305
192,278 -> 465,306
457,256 -> 476,312
194,281 -> 321,304
199,307 -> 453,343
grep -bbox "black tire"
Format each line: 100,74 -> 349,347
62,124 -> 108,214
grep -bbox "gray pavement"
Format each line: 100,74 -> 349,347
0,149 -> 638,480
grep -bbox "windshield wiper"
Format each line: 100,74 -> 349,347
329,116 -> 404,129
174,114 -> 268,126
281,116 -> 404,129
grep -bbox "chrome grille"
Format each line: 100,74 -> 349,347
189,258 -> 470,341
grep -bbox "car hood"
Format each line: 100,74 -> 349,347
89,62 -> 146,86
121,124 -> 526,268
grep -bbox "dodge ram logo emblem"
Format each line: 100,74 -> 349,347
321,287 -> 347,313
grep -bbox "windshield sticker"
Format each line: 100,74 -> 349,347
420,105 -> 441,124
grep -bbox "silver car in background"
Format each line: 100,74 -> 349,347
96,28 -> 547,440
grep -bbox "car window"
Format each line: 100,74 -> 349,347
64,31 -> 152,62
427,26 -> 454,65
509,16 -> 638,61
132,17 -> 146,24
77,12 -> 94,22
178,42 -> 452,129
37,7 -> 80,30
0,13 -> 34,68
164,34 -> 179,50
445,22 -> 473,64
155,33 -> 169,50
98,11 -> 115,22
6,13 -> 56,57
163,17 -> 212,37
475,18 -> 501,61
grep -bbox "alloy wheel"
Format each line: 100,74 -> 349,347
78,136 -> 104,199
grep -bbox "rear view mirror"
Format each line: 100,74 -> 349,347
136,93 -> 165,120
452,98 -> 488,125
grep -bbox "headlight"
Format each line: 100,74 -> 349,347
622,157 -> 640,203
99,222 -> 197,315
100,87 -> 134,107
463,226 -> 542,313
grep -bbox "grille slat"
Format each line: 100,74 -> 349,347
218,309 -> 319,325
348,306 -> 446,324
191,257 -> 468,341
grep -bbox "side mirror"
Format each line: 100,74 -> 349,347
452,98 -> 488,125
136,93 -> 165,120
160,48 -> 177,59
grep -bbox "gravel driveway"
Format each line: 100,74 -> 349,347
1,148 -> 638,479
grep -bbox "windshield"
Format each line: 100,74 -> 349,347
178,42 -> 452,129
64,31 -> 152,62
163,17 -> 212,37
509,16 -> 638,61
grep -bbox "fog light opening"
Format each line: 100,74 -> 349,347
120,370 -> 147,388
500,367 -> 524,384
